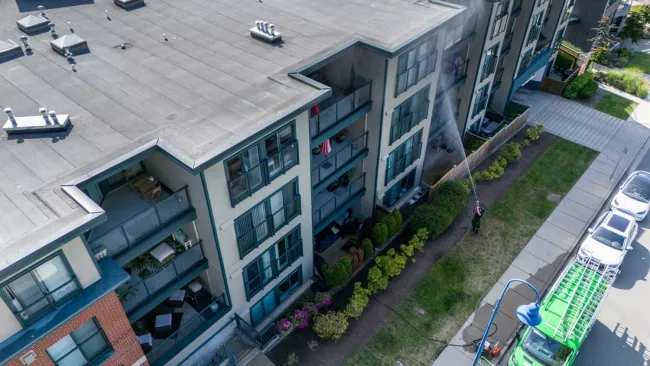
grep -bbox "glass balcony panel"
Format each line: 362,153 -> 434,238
318,104 -> 337,132
144,265 -> 177,295
336,93 -> 354,120
120,280 -> 148,314
93,227 -> 129,257
156,189 -> 190,224
122,208 -> 160,243
174,245 -> 203,275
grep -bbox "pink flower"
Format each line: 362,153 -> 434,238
323,299 -> 332,306
281,319 -> 291,329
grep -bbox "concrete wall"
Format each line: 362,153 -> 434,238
0,301 -> 22,343
201,111 -> 313,321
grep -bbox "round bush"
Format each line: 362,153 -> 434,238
382,215 -> 398,237
313,312 -> 349,340
361,238 -> 374,258
372,223 -> 388,247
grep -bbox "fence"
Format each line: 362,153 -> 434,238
540,68 -> 579,95
426,107 -> 531,200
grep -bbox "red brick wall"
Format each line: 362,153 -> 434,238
7,292 -> 147,366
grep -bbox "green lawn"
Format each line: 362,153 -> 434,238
631,4 -> 644,14
595,93 -> 638,120
345,139 -> 598,366
627,52 -> 650,75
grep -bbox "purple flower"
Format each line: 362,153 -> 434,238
323,299 -> 332,306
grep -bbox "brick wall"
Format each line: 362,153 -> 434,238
7,292 -> 146,366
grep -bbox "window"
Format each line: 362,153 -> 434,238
234,180 -> 300,259
47,318 -> 112,366
390,85 -> 430,144
250,266 -> 302,326
491,1 -> 510,39
1,254 -> 81,326
481,44 -> 500,81
472,85 -> 490,118
444,21 -> 464,49
385,129 -> 424,184
527,12 -> 544,46
519,49 -> 533,77
226,122 -> 298,206
243,226 -> 302,300
383,169 -> 417,207
395,37 -> 437,96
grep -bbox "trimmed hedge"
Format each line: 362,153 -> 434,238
563,73 -> 598,100
372,223 -> 388,247
361,238 -> 374,259
410,181 -> 470,237
323,257 -> 353,287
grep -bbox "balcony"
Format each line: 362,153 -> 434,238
235,314 -> 278,350
501,32 -> 514,56
481,56 -> 498,82
118,241 -> 209,322
311,132 -> 369,192
134,286 -> 230,366
512,46 -> 552,92
437,58 -> 468,96
312,173 -> 366,233
309,79 -> 372,148
88,185 -> 195,266
527,26 -> 542,46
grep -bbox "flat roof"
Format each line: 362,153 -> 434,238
0,0 -> 462,274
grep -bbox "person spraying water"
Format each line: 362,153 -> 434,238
472,200 -> 486,236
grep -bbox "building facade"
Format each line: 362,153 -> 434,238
565,0 -> 631,52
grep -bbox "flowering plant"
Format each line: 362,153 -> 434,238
274,292 -> 333,334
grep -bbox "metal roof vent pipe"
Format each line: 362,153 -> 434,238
49,111 -> 59,124
39,107 -> 49,124
38,5 -> 47,19
68,22 -> 74,33
250,19 -> 281,43
5,108 -> 16,126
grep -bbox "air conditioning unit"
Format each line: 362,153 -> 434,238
94,248 -> 107,260
19,350 -> 36,365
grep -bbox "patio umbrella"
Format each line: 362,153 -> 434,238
321,139 -> 332,155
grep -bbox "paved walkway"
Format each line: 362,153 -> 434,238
434,90 -> 650,366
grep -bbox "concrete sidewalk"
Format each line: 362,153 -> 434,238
433,91 -> 650,366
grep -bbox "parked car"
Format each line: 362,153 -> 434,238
611,171 -> 650,221
578,211 -> 638,270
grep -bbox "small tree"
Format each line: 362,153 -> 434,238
621,11 -> 646,44
348,247 -> 364,272
372,223 -> 388,246
639,5 -> 650,25
345,283 -> 370,319
590,17 -> 616,64
361,238 -> 374,258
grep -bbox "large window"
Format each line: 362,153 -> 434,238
395,37 -> 438,96
390,85 -> 430,144
47,318 -> 112,366
491,1 -> 510,39
481,44 -> 500,81
383,169 -> 417,207
243,227 -> 302,300
519,49 -> 533,77
1,254 -> 80,326
527,11 -> 544,46
385,129 -> 424,184
234,180 -> 300,259
250,266 -> 302,326
226,122 -> 298,206
473,85 -> 490,118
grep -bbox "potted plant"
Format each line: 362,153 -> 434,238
312,145 -> 322,155
340,167 -> 355,187
327,178 -> 340,192
334,128 -> 348,143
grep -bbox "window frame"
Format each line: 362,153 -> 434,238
234,179 -> 301,259
481,43 -> 500,81
0,251 -> 82,327
225,121 -> 299,207
519,49 -> 534,77
385,129 -> 424,184
472,84 -> 490,118
389,85 -> 430,144
383,168 -> 417,207
395,37 -> 438,96
491,1 -> 510,39
243,226 -> 303,300
527,11 -> 545,46
250,266 -> 303,327
47,318 -> 112,366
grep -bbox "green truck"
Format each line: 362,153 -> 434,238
509,255 -> 617,366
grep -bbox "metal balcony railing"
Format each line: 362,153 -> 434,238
312,174 -> 366,226
311,132 -> 368,187
309,81 -> 372,138
235,314 -> 278,350
118,243 -> 206,314
528,26 -> 542,46
89,187 -> 192,258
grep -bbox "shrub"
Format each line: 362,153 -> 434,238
348,247 -> 364,272
375,248 -> 407,279
500,143 -> 521,163
602,69 -> 650,98
554,52 -> 574,73
391,209 -> 403,228
361,238 -> 374,258
401,231 -> 426,262
410,181 -> 469,236
367,266 -> 388,294
526,123 -> 544,142
372,223 -> 388,247
360,218 -> 375,241
563,73 -> 596,100
324,257 -> 353,287
578,79 -> 598,99
473,156 -> 507,182
313,312 -> 348,340
345,283 -> 370,319
382,215 -> 398,238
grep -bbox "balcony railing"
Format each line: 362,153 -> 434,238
481,56 -> 498,81
386,143 -> 423,183
89,187 -> 192,258
118,243 -> 206,315
235,314 -> 278,350
311,132 -> 368,188
312,174 -> 366,227
491,13 -> 509,39
309,81 -> 372,139
527,26 -> 542,46
438,58 -> 468,92
146,294 -> 230,364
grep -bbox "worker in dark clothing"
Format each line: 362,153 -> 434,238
472,201 -> 485,236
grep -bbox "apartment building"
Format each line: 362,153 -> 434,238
0,0 -> 465,365
565,0 -> 631,52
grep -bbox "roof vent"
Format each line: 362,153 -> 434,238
19,350 -> 36,365
250,20 -> 281,43
114,0 -> 145,10
16,14 -> 50,34
3,107 -> 71,135
50,34 -> 88,56
0,40 -> 23,63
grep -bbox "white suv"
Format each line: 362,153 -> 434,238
578,211 -> 638,270
611,170 -> 650,221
